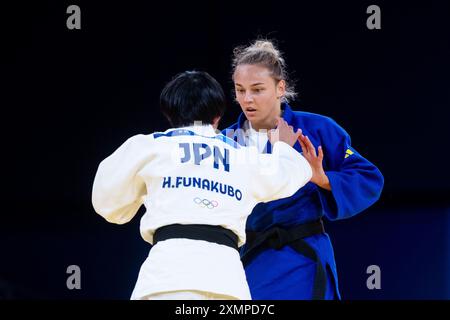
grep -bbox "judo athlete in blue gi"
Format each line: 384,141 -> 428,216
223,39 -> 384,299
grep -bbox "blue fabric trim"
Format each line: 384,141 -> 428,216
154,129 -> 241,149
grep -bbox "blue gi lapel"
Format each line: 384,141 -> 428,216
282,103 -> 304,154
233,102 -> 300,154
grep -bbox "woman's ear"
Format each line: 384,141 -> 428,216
277,80 -> 286,99
212,116 -> 221,129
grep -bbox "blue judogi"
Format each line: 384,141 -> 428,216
223,103 -> 384,299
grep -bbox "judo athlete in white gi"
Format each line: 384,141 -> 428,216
92,71 -> 313,300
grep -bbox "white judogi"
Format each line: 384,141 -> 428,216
92,124 -> 312,299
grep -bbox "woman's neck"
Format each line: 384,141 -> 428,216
250,108 -> 283,131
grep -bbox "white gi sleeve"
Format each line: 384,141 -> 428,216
92,134 -> 153,224
251,141 -> 312,202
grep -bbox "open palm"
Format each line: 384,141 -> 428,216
298,134 -> 331,190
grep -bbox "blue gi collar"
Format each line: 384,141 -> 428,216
234,103 -> 296,154
236,102 -> 295,129
178,124 -> 219,137
156,124 -> 241,149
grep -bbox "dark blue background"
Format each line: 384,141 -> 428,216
1,0 -> 449,299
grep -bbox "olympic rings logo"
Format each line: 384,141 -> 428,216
193,197 -> 218,209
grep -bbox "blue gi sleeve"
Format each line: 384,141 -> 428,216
318,118 -> 384,220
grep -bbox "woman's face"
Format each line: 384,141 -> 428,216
233,64 -> 285,130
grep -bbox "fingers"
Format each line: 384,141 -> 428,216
304,135 -> 317,157
318,146 -> 324,161
299,139 -> 307,154
299,135 -> 320,159
297,129 -> 307,153
298,133 -> 325,164
298,131 -> 306,142
275,117 -> 284,128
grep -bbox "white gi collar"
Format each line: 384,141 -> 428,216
245,120 -> 269,136
243,120 -> 269,152
178,124 -> 219,137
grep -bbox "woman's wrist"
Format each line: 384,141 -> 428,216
313,172 -> 331,191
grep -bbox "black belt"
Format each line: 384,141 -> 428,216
153,224 -> 239,251
241,219 -> 327,300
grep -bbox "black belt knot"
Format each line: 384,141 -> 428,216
242,218 -> 327,300
265,228 -> 285,250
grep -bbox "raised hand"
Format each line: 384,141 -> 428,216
298,134 -> 331,191
268,117 -> 302,147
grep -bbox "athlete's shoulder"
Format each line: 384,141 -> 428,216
291,109 -> 335,124
151,127 -> 191,140
215,132 -> 242,149
107,133 -> 154,157
222,121 -> 240,133
291,109 -> 346,133
125,133 -> 155,146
